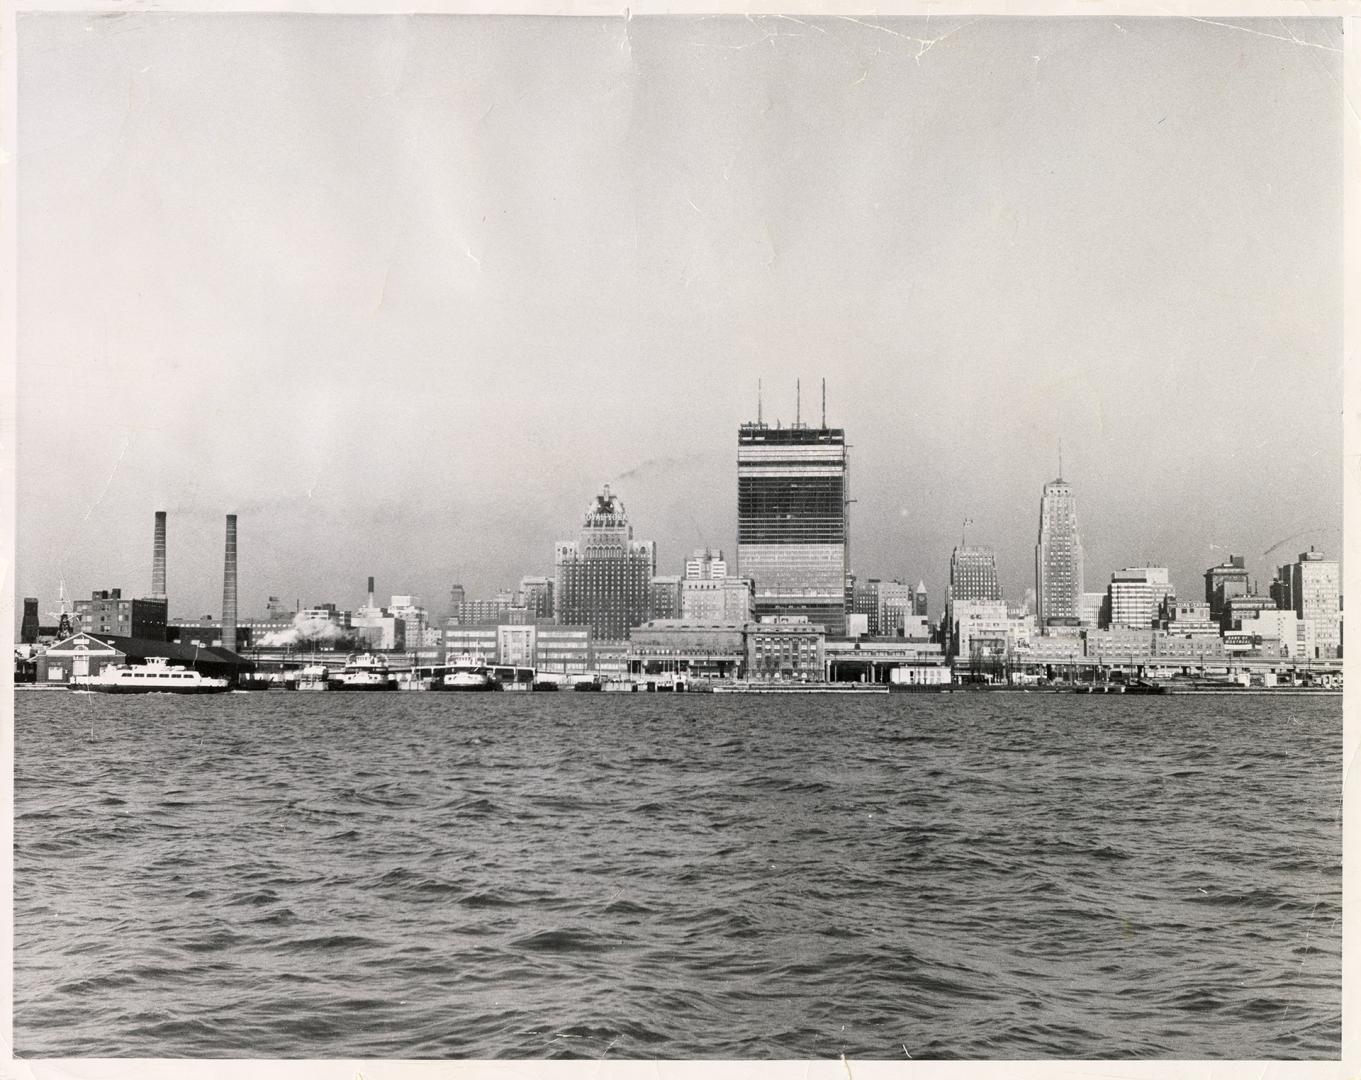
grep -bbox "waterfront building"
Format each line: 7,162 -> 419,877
680,576 -> 754,623
555,484 -> 656,643
737,415 -> 848,637
76,588 -> 168,642
1281,548 -> 1341,659
36,630 -> 251,684
949,546 -> 1003,602
627,620 -> 746,678
496,624 -> 537,668
684,548 -> 728,581
443,622 -> 498,661
824,638 -> 948,683
649,575 -> 684,621
1106,568 -> 1174,630
1035,478 -> 1085,626
744,615 -> 827,681
518,576 -> 555,621
1204,555 -> 1250,622
536,624 -> 594,673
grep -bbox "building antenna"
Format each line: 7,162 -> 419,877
821,378 -> 826,428
757,378 -> 763,425
1058,438 -> 1063,481
796,379 -> 801,427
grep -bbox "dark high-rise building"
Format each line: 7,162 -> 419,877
555,484 -> 656,643
1204,554 -> 1249,622
737,413 -> 848,637
20,598 -> 40,644
518,576 -> 555,620
1035,477 -> 1084,626
949,546 -> 1003,602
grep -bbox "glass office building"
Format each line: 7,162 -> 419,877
737,422 -> 848,637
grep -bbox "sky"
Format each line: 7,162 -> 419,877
16,14 -> 1343,622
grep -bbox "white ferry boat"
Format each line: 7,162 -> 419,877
76,657 -> 231,695
330,653 -> 396,691
441,653 -> 501,692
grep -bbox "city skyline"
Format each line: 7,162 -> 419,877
16,16 -> 1342,621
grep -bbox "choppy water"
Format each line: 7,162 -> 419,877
13,691 -> 1341,1059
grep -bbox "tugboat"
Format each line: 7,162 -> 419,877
441,653 -> 501,691
76,656 -> 231,695
330,653 -> 397,691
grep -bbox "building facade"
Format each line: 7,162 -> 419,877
737,421 -> 848,637
1035,478 -> 1085,626
75,589 -> 168,642
744,616 -> 828,680
1285,548 -> 1341,659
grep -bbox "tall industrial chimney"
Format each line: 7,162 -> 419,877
222,514 -> 238,653
151,511 -> 167,599
368,576 -> 375,609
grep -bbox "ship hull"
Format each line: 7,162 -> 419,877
83,683 -> 231,695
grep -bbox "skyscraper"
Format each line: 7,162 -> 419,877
737,411 -> 848,637
1035,478 -> 1084,626
555,484 -> 656,642
1283,547 -> 1340,659
949,546 -> 1003,602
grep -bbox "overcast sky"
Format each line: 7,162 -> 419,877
17,14 -> 1342,621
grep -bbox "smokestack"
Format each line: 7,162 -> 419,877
151,511 -> 167,600
222,514 -> 238,654
368,576 -> 375,609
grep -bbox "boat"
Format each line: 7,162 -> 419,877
330,653 -> 397,691
75,656 -> 231,695
441,653 -> 501,692
295,664 -> 330,691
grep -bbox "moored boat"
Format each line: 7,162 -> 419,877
441,653 -> 501,691
330,653 -> 397,691
75,656 -> 231,695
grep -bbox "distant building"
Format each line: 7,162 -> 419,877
1106,567 -> 1174,630
20,598 -> 39,644
1035,477 -> 1085,626
1204,555 -> 1250,622
1078,591 -> 1106,629
449,584 -> 467,613
649,575 -> 684,621
947,598 -> 1011,662
1161,599 -> 1221,638
913,581 -> 929,618
75,589 -> 167,642
680,576 -> 754,623
737,417 -> 848,637
1222,594 -> 1281,631
876,580 -> 916,636
537,625 -> 593,672
684,548 -> 728,581
555,484 -> 656,643
850,576 -> 881,635
518,576 -> 555,621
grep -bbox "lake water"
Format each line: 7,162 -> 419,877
12,691 -> 1342,1059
